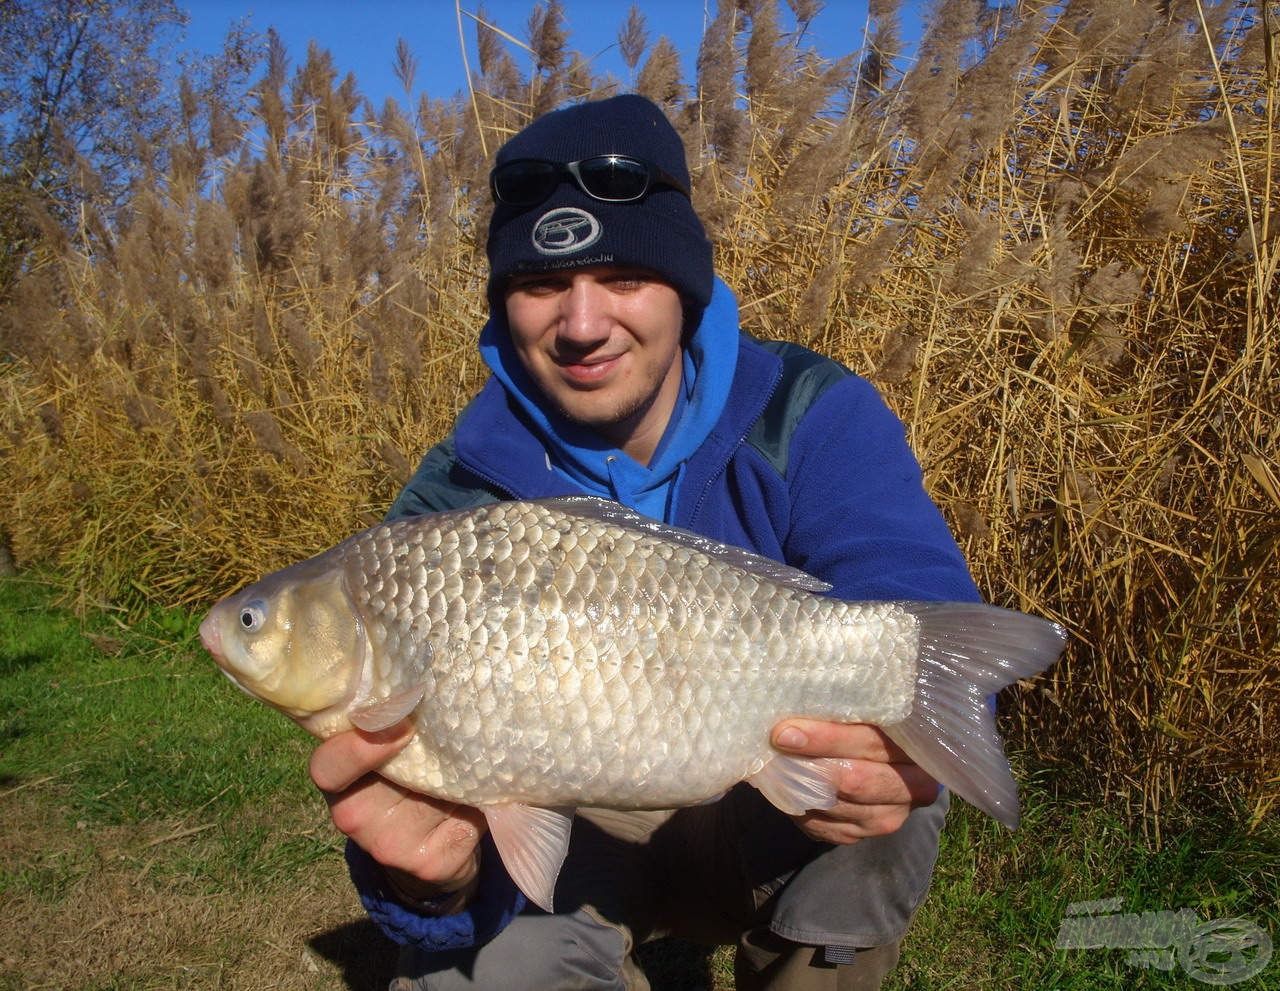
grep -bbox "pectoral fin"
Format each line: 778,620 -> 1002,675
481,803 -> 575,913
746,755 -> 846,815
349,641 -> 433,732
349,684 -> 427,732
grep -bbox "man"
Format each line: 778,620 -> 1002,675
309,94 -> 979,990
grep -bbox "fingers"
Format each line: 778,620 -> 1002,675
770,720 -> 943,845
309,724 -> 485,896
355,786 -> 485,891
308,721 -> 415,794
794,804 -> 913,844
828,751 -> 941,808
771,720 -> 939,803
772,719 -> 911,763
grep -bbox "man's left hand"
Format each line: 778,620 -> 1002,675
770,720 -> 941,844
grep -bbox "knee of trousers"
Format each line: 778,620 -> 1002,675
392,909 -> 634,991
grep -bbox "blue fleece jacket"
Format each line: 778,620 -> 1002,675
354,284 -> 980,951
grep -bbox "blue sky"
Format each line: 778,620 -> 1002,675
181,1 -> 918,107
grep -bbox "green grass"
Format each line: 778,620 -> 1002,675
890,791 -> 1279,989
0,575 -> 335,892
1,575 -> 1276,990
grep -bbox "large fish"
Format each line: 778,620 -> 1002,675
200,496 -> 1065,911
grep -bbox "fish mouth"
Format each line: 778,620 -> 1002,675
199,610 -> 223,661
198,609 -> 259,700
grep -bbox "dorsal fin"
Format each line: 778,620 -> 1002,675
530,496 -> 832,593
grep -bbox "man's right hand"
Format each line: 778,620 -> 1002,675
309,722 -> 485,909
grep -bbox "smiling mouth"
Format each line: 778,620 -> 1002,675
555,353 -> 623,383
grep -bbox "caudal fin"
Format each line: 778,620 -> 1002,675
881,602 -> 1066,829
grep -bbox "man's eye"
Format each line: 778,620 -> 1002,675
605,275 -> 647,290
513,277 -> 563,294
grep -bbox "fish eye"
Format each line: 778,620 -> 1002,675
238,600 -> 267,634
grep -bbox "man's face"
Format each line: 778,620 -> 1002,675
503,265 -> 685,465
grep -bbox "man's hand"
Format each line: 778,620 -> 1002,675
770,720 -> 941,845
309,723 -> 485,907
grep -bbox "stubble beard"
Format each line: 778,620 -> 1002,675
550,353 -> 679,454
553,387 -> 654,444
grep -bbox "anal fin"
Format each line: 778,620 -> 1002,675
481,803 -> 575,913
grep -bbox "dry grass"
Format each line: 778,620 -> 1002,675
1,0 -> 1276,831
0,790 -> 397,991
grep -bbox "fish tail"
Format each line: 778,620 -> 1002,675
881,602 -> 1066,829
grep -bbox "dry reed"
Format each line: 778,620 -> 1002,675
0,0 -> 1275,831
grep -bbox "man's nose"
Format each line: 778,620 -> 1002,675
557,278 -> 611,346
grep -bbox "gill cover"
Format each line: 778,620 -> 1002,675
207,555 -> 364,718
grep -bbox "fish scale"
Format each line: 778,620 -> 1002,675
320,499 -> 916,809
201,495 -> 1066,912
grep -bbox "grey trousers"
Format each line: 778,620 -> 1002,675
391,787 -> 935,991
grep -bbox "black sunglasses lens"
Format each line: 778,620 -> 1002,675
493,161 -> 559,205
577,156 -> 651,201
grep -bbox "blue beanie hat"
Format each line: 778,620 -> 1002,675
486,95 -> 714,309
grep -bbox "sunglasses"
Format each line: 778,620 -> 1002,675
489,155 -> 691,207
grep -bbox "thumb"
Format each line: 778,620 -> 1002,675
771,720 -> 906,762
309,721 -> 415,793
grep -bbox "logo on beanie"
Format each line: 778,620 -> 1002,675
532,207 -> 602,255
